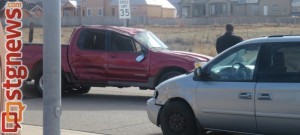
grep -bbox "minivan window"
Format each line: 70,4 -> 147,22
207,44 -> 261,81
257,42 -> 300,82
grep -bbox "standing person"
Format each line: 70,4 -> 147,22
216,24 -> 243,54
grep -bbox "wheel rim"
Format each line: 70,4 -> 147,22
39,75 -> 44,92
168,112 -> 186,133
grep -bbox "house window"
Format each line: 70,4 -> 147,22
112,8 -> 116,16
210,3 -> 226,16
98,8 -> 103,16
238,0 -> 246,4
250,5 -> 259,15
64,10 -> 70,16
87,8 -> 92,16
194,4 -> 205,17
181,7 -> 190,17
273,4 -> 279,11
211,5 -> 215,15
131,6 -> 138,13
82,0 -> 87,5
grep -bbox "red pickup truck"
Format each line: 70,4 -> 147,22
22,26 -> 211,95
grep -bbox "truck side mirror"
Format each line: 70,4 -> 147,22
194,67 -> 203,77
141,45 -> 148,55
136,54 -> 145,62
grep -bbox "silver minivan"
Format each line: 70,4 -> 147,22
147,36 -> 300,135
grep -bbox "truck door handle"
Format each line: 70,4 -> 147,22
111,55 -> 118,58
257,93 -> 272,100
239,92 -> 252,99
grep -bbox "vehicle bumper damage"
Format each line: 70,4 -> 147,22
146,98 -> 161,126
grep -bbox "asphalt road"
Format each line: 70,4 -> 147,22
23,86 -> 162,135
22,84 -> 232,135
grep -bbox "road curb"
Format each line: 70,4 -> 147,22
22,124 -> 102,135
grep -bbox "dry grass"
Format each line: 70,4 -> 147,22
22,24 -> 300,56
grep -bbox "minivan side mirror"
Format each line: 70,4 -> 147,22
194,67 -> 203,77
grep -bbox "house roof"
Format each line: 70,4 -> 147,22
245,0 -> 259,3
23,1 -> 43,10
110,0 -> 175,9
23,0 -> 42,3
63,0 -> 77,8
168,0 -> 181,9
70,0 -> 77,7
230,0 -> 259,4
30,5 -> 43,12
160,0 -> 176,8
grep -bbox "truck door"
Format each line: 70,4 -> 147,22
70,28 -> 108,82
107,32 -> 150,82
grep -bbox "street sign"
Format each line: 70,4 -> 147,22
119,0 -> 131,19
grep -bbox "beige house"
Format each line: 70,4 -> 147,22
62,0 -> 78,16
63,0 -> 176,18
179,0 -> 292,17
80,0 -> 105,16
292,0 -> 300,16
109,0 -> 176,18
258,0 -> 291,16
62,0 -> 105,16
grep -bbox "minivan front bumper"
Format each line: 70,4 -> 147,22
146,98 -> 161,126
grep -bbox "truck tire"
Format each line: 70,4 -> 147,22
158,71 -> 184,84
160,101 -> 197,135
34,71 -> 44,96
34,71 -> 69,96
76,86 -> 91,94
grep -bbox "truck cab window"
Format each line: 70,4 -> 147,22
78,30 -> 106,51
111,33 -> 140,52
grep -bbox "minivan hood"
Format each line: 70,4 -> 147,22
155,73 -> 197,105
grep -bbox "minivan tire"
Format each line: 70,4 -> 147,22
160,101 -> 197,135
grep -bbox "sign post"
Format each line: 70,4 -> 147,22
118,0 -> 131,27
43,0 -> 61,135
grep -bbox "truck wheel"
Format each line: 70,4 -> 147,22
158,71 -> 183,84
160,101 -> 197,135
34,71 -> 69,96
76,86 -> 91,94
34,71 -> 44,96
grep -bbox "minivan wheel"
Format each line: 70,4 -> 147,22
160,101 -> 197,135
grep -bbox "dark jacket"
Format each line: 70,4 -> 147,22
216,32 -> 243,54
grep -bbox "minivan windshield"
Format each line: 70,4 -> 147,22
134,31 -> 169,50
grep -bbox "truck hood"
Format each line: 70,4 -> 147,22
157,50 -> 212,62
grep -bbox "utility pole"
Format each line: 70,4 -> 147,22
43,0 -> 61,135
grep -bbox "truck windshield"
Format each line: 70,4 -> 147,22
134,31 -> 168,50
